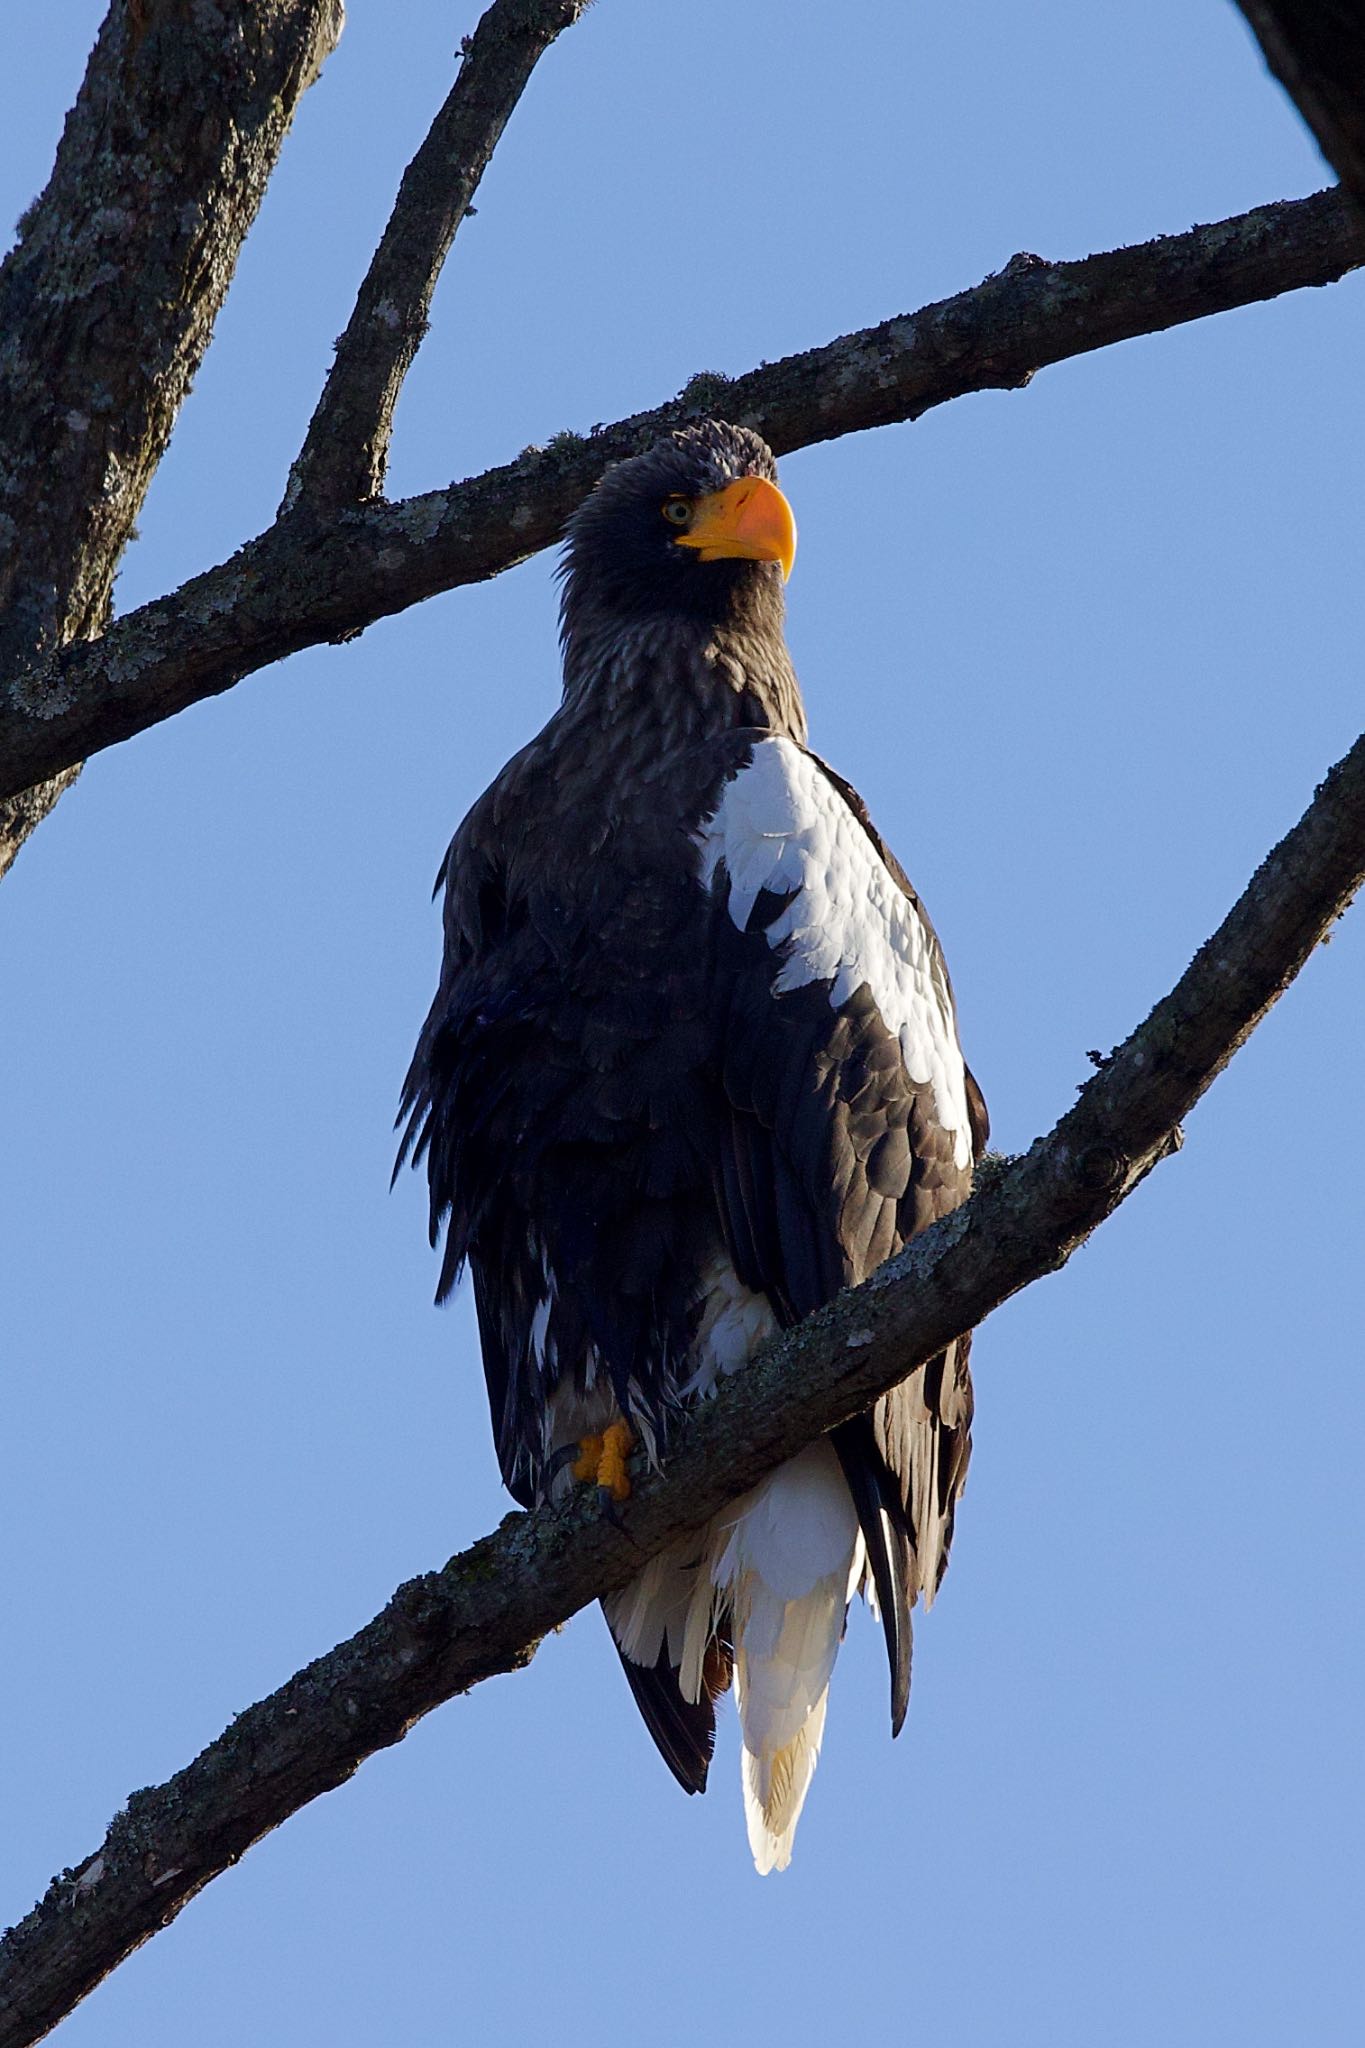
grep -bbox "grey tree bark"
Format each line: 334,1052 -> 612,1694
2,187 -> 1362,812
0,0 -> 345,879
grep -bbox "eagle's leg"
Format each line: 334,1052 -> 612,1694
572,1419 -> 635,1503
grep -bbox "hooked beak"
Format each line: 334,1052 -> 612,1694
674,475 -> 797,582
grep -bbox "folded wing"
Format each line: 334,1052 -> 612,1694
696,733 -> 987,1734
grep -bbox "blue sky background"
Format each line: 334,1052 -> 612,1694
3,4 -> 1363,2043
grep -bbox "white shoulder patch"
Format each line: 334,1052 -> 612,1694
696,736 -> 971,1167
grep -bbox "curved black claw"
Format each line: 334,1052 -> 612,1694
543,1440 -> 584,1485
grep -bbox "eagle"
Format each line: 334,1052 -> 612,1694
399,420 -> 987,1872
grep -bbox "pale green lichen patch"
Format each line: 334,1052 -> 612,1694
179,570 -> 251,626
10,661 -> 77,722
394,493 -> 449,544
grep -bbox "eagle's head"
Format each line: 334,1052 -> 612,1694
559,421 -> 797,649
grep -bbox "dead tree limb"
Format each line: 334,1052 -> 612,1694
3,187 -> 1362,817
1236,2 -> 1365,209
1,716 -> 1360,2048
284,0 -> 589,515
0,0 -> 344,878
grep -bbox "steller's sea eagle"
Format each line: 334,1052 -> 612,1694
399,420 -> 987,1871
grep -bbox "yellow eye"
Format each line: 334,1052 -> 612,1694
661,497 -> 692,529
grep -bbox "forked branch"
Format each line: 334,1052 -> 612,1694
3,188 -> 1362,813
285,0 -> 589,513
0,0 -> 345,876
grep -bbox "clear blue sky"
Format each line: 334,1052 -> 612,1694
3,4 -> 1363,2043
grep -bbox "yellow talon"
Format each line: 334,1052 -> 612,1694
571,1421 -> 634,1502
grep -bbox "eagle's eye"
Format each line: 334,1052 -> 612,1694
660,496 -> 692,530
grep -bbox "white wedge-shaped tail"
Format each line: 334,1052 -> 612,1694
717,1444 -> 864,1872
607,1438 -> 866,1874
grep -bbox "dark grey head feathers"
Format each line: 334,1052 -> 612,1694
559,421 -> 785,640
555,420 -> 801,742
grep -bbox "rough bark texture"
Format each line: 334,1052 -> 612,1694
0,0 -> 345,878
3,186 -> 1361,815
1237,1 -> 1365,209
1,721 -> 1360,2048
285,0 -> 587,514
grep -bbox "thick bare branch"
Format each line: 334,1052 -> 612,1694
1236,2 -> 1365,209
285,0 -> 588,514
0,0 -> 344,878
2,718 -> 1360,2048
2,187 -> 1361,815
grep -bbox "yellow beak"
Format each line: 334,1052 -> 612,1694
674,475 -> 797,582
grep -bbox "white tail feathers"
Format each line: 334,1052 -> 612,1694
719,1445 -> 863,1873
603,1536 -> 719,1704
599,1286 -> 967,1863
609,1440 -> 865,1874
741,1689 -> 828,1874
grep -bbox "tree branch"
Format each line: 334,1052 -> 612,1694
1236,2 -> 1365,210
284,0 -> 588,515
2,714 -> 1361,2047
2,187 -> 1360,817
0,0 -> 344,878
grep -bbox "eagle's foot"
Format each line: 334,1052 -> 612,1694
597,1419 -> 634,1502
572,1419 -> 634,1504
